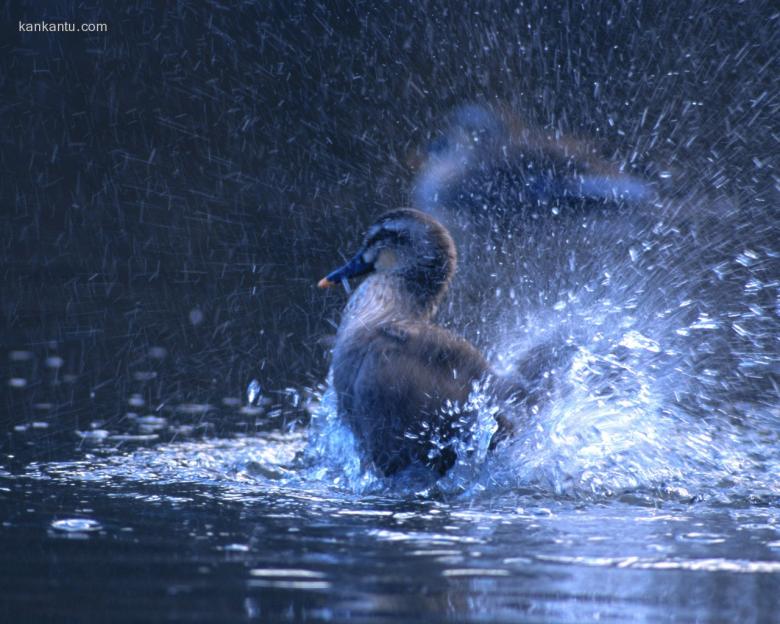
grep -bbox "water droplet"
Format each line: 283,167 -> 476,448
136,415 -> 167,429
128,394 -> 145,407
247,379 -> 262,405
735,249 -> 758,267
189,308 -> 204,326
149,346 -> 167,359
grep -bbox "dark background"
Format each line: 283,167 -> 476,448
2,0 -> 777,457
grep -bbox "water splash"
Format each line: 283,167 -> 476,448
20,183 -> 779,507
299,184 -> 780,501
299,326 -> 778,502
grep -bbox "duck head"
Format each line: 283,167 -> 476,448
318,209 -> 457,317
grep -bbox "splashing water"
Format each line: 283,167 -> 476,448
22,205 -> 777,513
301,187 -> 780,501
25,190 -> 779,505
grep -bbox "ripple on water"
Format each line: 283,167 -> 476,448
536,554 -> 780,574
678,532 -> 727,544
247,569 -> 331,591
50,518 -> 102,533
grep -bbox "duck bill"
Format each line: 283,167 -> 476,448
318,252 -> 372,289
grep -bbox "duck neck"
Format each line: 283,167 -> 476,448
338,274 -> 439,335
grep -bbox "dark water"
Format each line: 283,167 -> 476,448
2,1 -> 779,622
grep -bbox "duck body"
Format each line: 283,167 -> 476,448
320,210 -> 520,478
333,297 -> 490,476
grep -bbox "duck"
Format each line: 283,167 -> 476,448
318,209 -> 523,478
